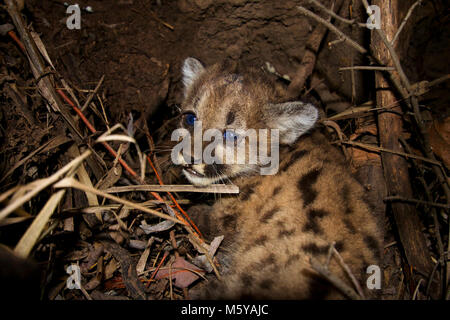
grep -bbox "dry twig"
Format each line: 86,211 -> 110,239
309,257 -> 361,300
104,184 -> 239,194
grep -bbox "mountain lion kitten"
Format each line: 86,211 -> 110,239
173,57 -> 382,299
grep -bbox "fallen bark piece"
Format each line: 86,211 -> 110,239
372,0 -> 433,280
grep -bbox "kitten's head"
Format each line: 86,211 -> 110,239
172,57 -> 318,186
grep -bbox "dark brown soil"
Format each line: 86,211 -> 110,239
27,0 -> 363,121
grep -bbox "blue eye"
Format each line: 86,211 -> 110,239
224,130 -> 239,142
183,112 -> 197,126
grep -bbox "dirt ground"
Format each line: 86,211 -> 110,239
0,0 -> 449,301
26,0 -> 450,120
26,1 -> 372,120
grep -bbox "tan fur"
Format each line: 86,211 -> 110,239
176,59 -> 383,299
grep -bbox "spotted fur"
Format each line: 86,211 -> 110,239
175,58 -> 383,299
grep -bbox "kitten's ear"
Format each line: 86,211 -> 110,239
265,101 -> 318,144
182,57 -> 205,91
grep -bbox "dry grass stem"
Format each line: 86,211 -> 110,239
104,184 -> 239,194
53,177 -> 185,225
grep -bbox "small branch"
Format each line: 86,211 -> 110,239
298,3 -> 408,102
328,37 -> 346,47
307,0 -> 366,27
287,0 -> 345,98
368,0 -> 450,208
325,241 -> 335,267
149,10 -> 174,31
308,0 -> 450,217
339,66 -> 395,71
297,6 -> 368,55
384,196 -> 450,210
425,260 -> 440,297
80,75 -> 105,112
322,120 -> 349,160
5,0 -> 84,140
391,0 -> 423,46
361,0 -> 411,92
428,74 -> 450,88
335,140 -> 444,167
170,230 -> 180,258
309,257 -> 361,300
4,84 -> 36,126
332,248 -> 366,299
400,137 -> 446,270
366,0 -> 450,206
412,278 -> 424,300
370,0 -> 450,288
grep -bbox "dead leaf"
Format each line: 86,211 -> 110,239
192,235 -> 224,273
84,277 -> 101,291
154,256 -> 205,288
140,219 -> 175,234
104,257 -> 119,280
136,238 -> 155,274
64,248 -> 89,261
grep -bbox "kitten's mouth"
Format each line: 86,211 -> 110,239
183,167 -> 205,178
